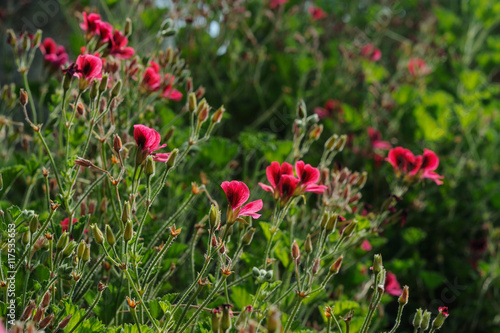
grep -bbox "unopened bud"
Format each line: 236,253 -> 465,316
89,80 -> 98,99
312,257 -> 320,275
329,255 -> 343,274
145,156 -> 155,176
399,286 -> 409,305
431,307 -> 449,330
39,313 -> 54,329
22,231 -> 30,245
220,304 -> 232,332
164,127 -> 175,142
22,33 -> 31,52
421,310 -> 431,330
21,300 -> 36,321
83,245 -> 90,262
198,107 -> 209,124
6,29 -> 16,47
113,134 -> 122,153
19,89 -> 28,106
320,212 -> 330,229
356,171 -> 368,188
106,225 -> 116,246
188,92 -> 197,112
167,148 -> 178,168
309,124 -> 323,140
29,215 -> 38,233
97,281 -> 107,292
62,240 -> 77,256
33,30 -> 42,47
99,74 -> 109,93
56,232 -> 69,250
342,221 -> 357,238
195,86 -> 205,99
91,224 -> 104,244
88,200 -> 96,214
326,214 -> 339,233
63,73 -> 72,91
413,308 -> 423,329
185,77 -> 193,92
325,134 -> 339,151
111,80 -> 122,97
211,307 -> 221,333
304,234 -> 313,253
125,18 -> 133,36
77,240 -> 86,259
242,228 -> 256,246
334,134 -> 347,151
122,201 -> 131,223
58,314 -> 73,330
41,291 -> 51,308
212,106 -> 225,124
297,99 -> 307,119
252,267 -> 261,277
291,240 -> 300,261
124,221 -> 133,241
267,305 -> 281,333
74,157 -> 92,168
372,254 -> 383,275
33,306 -> 44,323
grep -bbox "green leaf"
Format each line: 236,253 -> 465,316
230,286 -> 252,310
6,205 -> 22,220
402,228 -> 427,245
420,271 -> 445,290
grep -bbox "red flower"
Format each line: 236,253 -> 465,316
39,38 -> 68,70
367,127 -> 391,150
360,239 -> 372,251
419,149 -> 444,184
438,307 -> 449,317
270,0 -> 287,9
295,161 -> 327,193
384,271 -> 403,296
97,21 -> 114,43
108,30 -> 134,59
314,99 -> 343,119
162,74 -> 183,101
142,62 -> 162,92
308,6 -> 327,20
259,161 -> 294,198
278,174 -> 300,201
408,58 -> 430,76
386,147 -> 420,174
361,44 -> 382,62
74,54 -> 103,81
80,12 -> 102,35
221,181 -> 263,222
61,218 -> 78,232
133,124 -> 170,162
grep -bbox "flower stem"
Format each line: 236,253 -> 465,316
283,297 -> 302,332
68,290 -> 103,333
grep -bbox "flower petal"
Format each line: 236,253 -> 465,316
221,181 -> 250,210
258,183 -> 274,192
238,199 -> 263,219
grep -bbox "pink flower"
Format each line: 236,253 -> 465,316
97,21 -> 114,42
308,6 -> 327,20
439,307 -> 449,317
360,239 -> 372,251
419,149 -> 444,184
314,99 -> 343,119
61,218 -> 78,232
39,38 -> 68,70
142,62 -> 162,92
162,74 -> 183,101
133,124 -> 170,163
80,12 -> 102,35
361,44 -> 382,62
108,30 -> 134,59
367,127 -> 391,150
408,58 -> 430,76
385,271 -> 403,296
295,161 -> 327,194
221,181 -> 263,222
259,161 -> 294,198
270,0 -> 287,9
74,54 -> 103,81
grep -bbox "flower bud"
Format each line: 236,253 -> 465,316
88,200 -> 96,215
91,224 -> 104,244
372,254 -> 383,275
167,148 -> 178,168
6,29 -> 16,47
264,270 -> 274,281
329,255 -> 343,274
57,314 -> 73,330
220,303 -> 232,332
185,77 -> 193,92
291,240 -> 300,261
297,99 -> 307,119
56,232 -> 69,250
325,134 -> 339,151
112,135 -> 123,155
242,228 -> 256,246
355,171 -> 368,188
62,240 -> 77,256
312,257 -> 320,275
320,212 -> 330,229
41,291 -> 51,308
164,127 -> 175,142
19,89 -> 28,106
22,33 -> 31,52
431,307 -> 449,330
211,307 -> 221,333
421,310 -> 431,330
83,245 -> 91,262
145,155 -> 155,176
33,30 -> 42,47
33,306 -> 44,323
326,214 -> 338,233
195,86 -> 205,99
342,221 -> 357,238
111,80 -> 122,97
74,157 -> 92,168
20,300 -> 36,321
99,74 -> 109,93
77,240 -> 86,259
252,267 -> 261,277
125,18 -> 133,36
105,225 -> 116,246
89,80 -> 98,99
120,202 -> 130,224
188,92 -> 197,112
63,72 -> 72,91
124,221 -> 133,242
334,134 -> 347,151
304,234 -> 313,253
267,305 -> 281,333
399,286 -> 409,305
212,105 -> 225,124
22,231 -> 30,245
29,215 -> 38,233
413,308 -> 423,329
39,313 -> 54,329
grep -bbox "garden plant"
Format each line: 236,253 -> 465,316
1,0 -> 499,332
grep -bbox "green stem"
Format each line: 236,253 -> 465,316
143,235 -> 176,286
131,308 -> 143,333
22,71 -> 37,124
388,302 -> 405,333
283,297 -> 302,333
172,284 -> 204,333
68,290 -> 103,333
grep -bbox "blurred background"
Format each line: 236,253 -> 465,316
1,0 -> 500,332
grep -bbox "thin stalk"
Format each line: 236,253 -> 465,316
172,285 -> 204,333
22,72 -> 37,124
283,297 -> 302,333
388,302 -> 405,333
68,290 -> 103,333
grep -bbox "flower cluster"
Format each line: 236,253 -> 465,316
141,61 -> 183,101
259,161 -> 327,204
39,37 -> 68,71
386,147 -> 443,185
133,124 -> 170,163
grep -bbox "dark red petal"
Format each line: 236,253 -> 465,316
221,181 -> 250,210
238,199 -> 263,219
